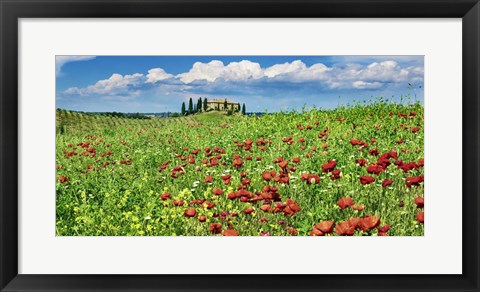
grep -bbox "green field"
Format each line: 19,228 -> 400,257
56,101 -> 424,236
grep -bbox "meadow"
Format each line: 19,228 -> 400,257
56,100 -> 424,236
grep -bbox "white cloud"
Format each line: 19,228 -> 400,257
146,68 -> 174,83
175,59 -> 418,87
263,60 -> 307,78
63,58 -> 424,98
178,60 -> 264,83
352,81 -> 383,89
56,56 -> 95,76
65,73 -> 145,97
223,60 -> 263,81
177,60 -> 225,83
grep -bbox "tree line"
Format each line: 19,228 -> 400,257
181,97 -> 246,116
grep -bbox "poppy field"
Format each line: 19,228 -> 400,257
56,101 -> 424,236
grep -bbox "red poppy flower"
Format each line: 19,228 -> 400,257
198,215 -> 207,222
352,204 -> 364,211
321,160 -> 337,173
416,211 -> 424,223
222,229 -> 239,236
160,192 -> 171,201
412,127 -> 419,133
368,148 -> 379,156
335,221 -> 355,236
287,227 -> 298,236
414,196 -> 424,208
360,176 -> 375,185
398,162 -> 419,172
184,208 -> 197,218
300,173 -> 320,184
254,217 -> 267,224
233,158 -> 244,168
315,221 -> 334,233
356,158 -> 367,166
406,175 -> 424,187
208,189 -> 221,197
389,150 -> 398,160
377,224 -> 390,233
337,197 -> 354,210
309,228 -> 324,236
260,205 -> 271,212
347,217 -> 362,229
204,175 -> 213,183
261,172 -> 272,181
359,215 -> 380,231
350,138 -> 368,147
204,201 -> 215,209
382,179 -> 393,188
278,160 -> 289,169
285,199 -> 300,212
330,169 -> 341,180
418,158 -> 424,167
209,223 -> 222,234
292,157 -> 301,163
58,176 -> 68,183
367,164 -> 384,175
221,174 -> 232,180
172,200 -> 185,206
243,207 -> 255,214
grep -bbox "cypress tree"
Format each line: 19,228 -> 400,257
203,98 -> 208,111
242,103 -> 246,115
181,102 -> 186,116
197,98 -> 202,113
188,98 -> 193,114
224,99 -> 228,111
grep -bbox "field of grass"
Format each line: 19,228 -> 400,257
56,101 -> 424,236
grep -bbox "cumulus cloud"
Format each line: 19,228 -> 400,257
263,60 -> 307,78
352,81 -> 383,89
56,56 -> 95,76
175,59 -> 421,88
177,60 -> 263,83
146,68 -> 174,83
65,73 -> 146,97
63,58 -> 423,99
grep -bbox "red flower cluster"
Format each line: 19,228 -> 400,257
336,215 -> 381,235
309,220 -> 334,236
360,175 -> 375,185
337,197 -> 355,210
406,175 -> 424,187
321,160 -> 337,173
184,208 -> 197,218
350,138 -> 368,147
300,173 -> 320,184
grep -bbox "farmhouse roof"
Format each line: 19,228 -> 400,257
208,98 -> 239,104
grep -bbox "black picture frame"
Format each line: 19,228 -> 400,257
1,0 -> 479,291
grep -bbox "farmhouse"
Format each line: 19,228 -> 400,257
206,98 -> 240,111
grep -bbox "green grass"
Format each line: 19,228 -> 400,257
56,101 -> 424,236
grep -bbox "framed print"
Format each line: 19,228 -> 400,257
1,0 -> 479,291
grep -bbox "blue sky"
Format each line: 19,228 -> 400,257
56,56 -> 424,113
